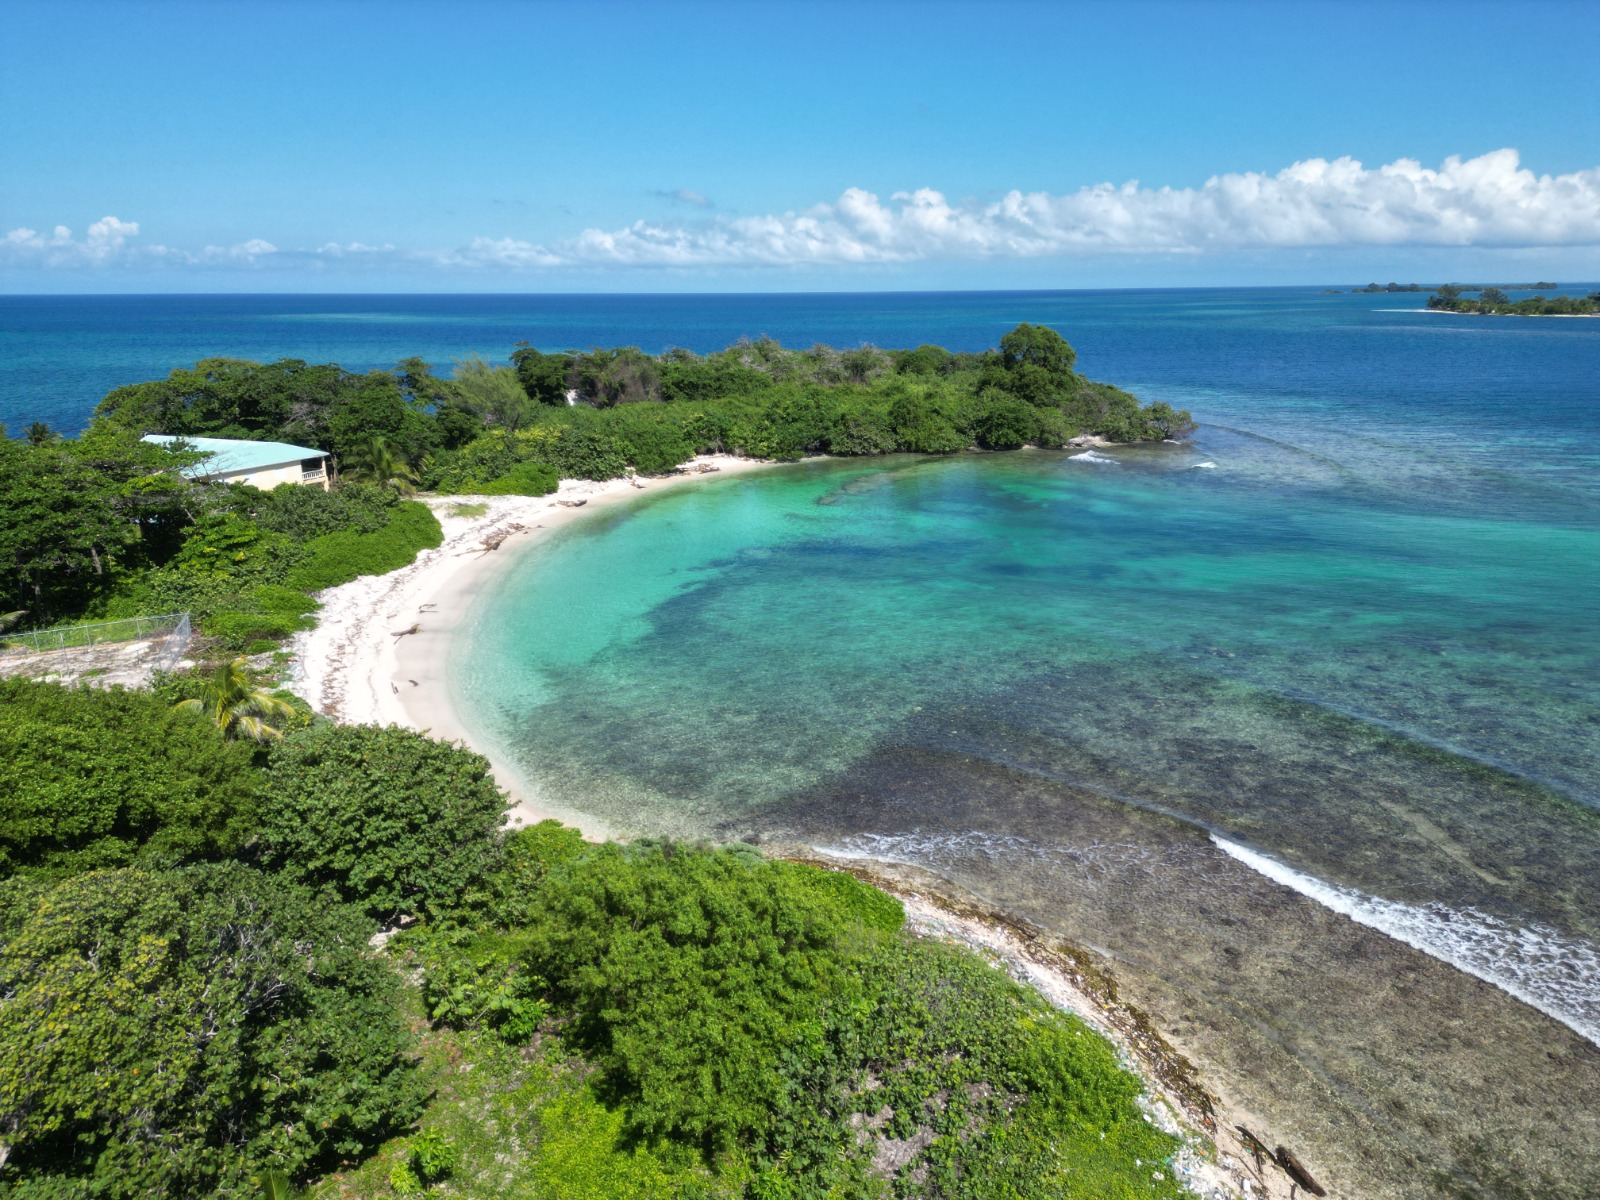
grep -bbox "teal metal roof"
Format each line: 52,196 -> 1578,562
141,434 -> 327,477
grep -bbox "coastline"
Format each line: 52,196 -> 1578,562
285,453 -> 786,838
794,853 -> 1308,1200
286,449 -> 1285,1195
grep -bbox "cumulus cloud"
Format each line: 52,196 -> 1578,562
6,151 -> 1597,275
523,150 -> 1600,268
3,216 -> 155,266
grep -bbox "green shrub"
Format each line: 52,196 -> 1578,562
200,608 -> 313,648
524,845 -> 854,1157
0,678 -> 261,877
0,864 -> 420,1198
477,461 -> 559,496
285,501 -> 442,592
261,724 -> 509,919
241,480 -> 398,539
972,393 -> 1039,449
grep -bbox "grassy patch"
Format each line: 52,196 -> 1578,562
445,502 -> 490,518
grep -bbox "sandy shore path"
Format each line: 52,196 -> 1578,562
286,454 -> 781,837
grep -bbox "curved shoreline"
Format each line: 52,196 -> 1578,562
286,454 -> 787,838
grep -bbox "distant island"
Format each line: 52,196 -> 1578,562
1426,285 -> 1600,316
1341,280 -> 1561,294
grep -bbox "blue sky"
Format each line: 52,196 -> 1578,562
3,0 -> 1598,291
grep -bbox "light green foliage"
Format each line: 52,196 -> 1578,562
476,460 -> 559,496
414,842 -> 1183,1198
261,724 -> 509,919
322,1020 -> 728,1200
446,501 -> 490,517
284,500 -> 442,592
0,678 -> 261,876
0,864 -> 420,1198
389,1128 -> 459,1193
170,657 -> 297,742
452,355 -> 535,432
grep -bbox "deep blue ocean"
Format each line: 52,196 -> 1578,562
8,288 -> 1600,1196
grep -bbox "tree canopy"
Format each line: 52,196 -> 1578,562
0,864 -> 420,1197
0,679 -> 262,877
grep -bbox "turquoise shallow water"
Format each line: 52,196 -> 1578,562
460,450 -> 1600,1028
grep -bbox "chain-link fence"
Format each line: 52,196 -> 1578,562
0,612 -> 192,659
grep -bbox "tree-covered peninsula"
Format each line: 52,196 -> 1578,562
1426,285 -> 1600,315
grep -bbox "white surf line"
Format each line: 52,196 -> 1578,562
1212,836 -> 1600,1047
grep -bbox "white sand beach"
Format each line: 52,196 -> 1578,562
285,454 -> 784,837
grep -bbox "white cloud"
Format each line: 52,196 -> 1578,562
5,151 -> 1597,275
523,150 -> 1600,268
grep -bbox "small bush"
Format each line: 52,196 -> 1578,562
477,461 -> 559,496
285,501 -> 442,592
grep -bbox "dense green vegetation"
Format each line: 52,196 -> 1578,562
86,324 -> 1189,490
0,429 -> 441,651
0,679 -> 1195,1199
1426,285 -> 1600,315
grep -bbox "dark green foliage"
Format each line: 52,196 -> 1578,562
972,393 -> 1039,450
0,433 -> 186,621
0,679 -> 261,877
889,388 -> 967,454
92,357 -> 437,466
510,346 -> 576,407
241,480 -> 399,540
1428,287 -> 1599,315
284,501 -> 442,592
478,461 -> 560,496
893,343 -> 955,376
827,407 -> 899,456
0,863 -> 420,1199
261,724 -> 509,919
605,406 -> 699,474
980,322 -> 1078,407
540,420 -> 633,480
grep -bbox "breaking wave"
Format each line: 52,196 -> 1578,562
1212,837 -> 1600,1046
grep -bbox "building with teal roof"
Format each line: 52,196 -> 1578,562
141,435 -> 330,490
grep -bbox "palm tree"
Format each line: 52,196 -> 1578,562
172,658 -> 296,741
25,421 -> 59,445
348,435 -> 420,495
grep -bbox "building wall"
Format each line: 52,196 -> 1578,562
214,460 -> 329,491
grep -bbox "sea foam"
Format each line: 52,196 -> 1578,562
1069,450 -> 1118,465
1212,836 -> 1600,1046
